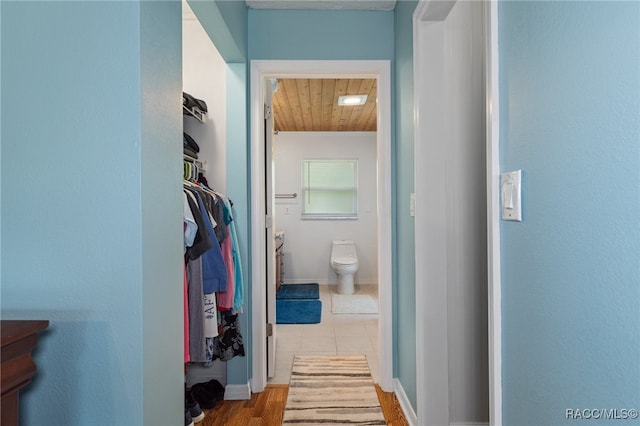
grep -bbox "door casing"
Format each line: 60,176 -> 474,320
249,59 -> 393,393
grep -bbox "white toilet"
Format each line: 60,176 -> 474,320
330,240 -> 359,295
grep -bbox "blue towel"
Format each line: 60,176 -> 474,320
276,283 -> 319,300
276,299 -> 322,324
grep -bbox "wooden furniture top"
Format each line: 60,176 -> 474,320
1,320 -> 49,349
1,320 -> 49,426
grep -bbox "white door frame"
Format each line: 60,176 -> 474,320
485,1 -> 503,424
264,80 -> 277,379
413,1 -> 501,425
249,60 -> 394,394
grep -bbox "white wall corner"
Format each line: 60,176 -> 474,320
394,378 -> 418,426
224,382 -> 251,400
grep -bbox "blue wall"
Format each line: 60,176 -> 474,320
225,63 -> 251,384
499,2 -> 640,424
140,2 -> 184,423
188,0 -> 248,63
248,9 -> 393,60
1,2 -> 183,425
394,0 -> 418,411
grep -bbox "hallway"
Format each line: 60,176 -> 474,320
198,383 -> 408,426
269,284 -> 380,384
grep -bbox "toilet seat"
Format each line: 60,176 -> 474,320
332,256 -> 357,266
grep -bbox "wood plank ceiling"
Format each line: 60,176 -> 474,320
272,78 -> 377,132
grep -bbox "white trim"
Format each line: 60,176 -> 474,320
250,60 -> 394,393
485,1 -> 502,425
394,378 -> 418,426
250,60 -> 267,393
281,280 -> 380,287
223,382 -> 251,400
413,2 -> 454,425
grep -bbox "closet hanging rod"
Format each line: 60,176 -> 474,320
275,193 -> 297,199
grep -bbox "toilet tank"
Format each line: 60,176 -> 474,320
331,240 -> 357,260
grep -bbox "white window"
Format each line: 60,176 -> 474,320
302,159 -> 358,219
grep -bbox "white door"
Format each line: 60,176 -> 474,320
414,1 -> 490,424
264,79 -> 277,378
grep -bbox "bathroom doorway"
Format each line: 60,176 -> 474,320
269,115 -> 380,385
250,60 -> 393,393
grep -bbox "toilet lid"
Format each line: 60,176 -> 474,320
333,256 -> 357,265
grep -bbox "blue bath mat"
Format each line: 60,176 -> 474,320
276,283 -> 319,300
276,299 -> 322,324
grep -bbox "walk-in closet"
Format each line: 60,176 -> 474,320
182,2 -> 245,423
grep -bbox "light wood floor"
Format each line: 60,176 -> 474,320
197,384 -> 408,426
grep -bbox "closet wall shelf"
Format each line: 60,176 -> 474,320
183,105 -> 205,123
184,154 -> 207,172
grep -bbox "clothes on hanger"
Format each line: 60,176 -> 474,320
184,160 -> 200,181
183,179 -> 245,365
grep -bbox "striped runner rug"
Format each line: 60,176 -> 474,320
283,355 -> 386,425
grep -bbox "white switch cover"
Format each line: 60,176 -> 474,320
501,170 -> 522,221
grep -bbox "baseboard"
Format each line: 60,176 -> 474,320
224,382 -> 251,400
391,379 -> 489,426
282,280 -> 379,286
394,378 -> 418,426
283,279 -> 330,285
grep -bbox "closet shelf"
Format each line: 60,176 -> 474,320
184,154 -> 207,172
183,105 -> 206,123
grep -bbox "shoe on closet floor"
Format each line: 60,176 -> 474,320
185,409 -> 194,426
190,379 -> 224,409
186,390 -> 206,423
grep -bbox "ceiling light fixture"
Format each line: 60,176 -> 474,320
338,94 -> 368,106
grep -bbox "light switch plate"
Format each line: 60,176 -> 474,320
501,170 -> 522,221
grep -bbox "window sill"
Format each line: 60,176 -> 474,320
301,216 -> 359,221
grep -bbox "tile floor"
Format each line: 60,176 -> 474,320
268,284 -> 379,385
